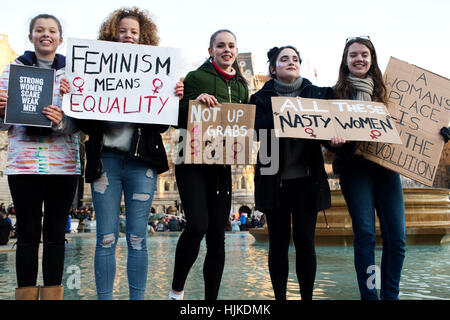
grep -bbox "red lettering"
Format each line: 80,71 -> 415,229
98,96 -> 108,113
83,96 -> 95,112
144,96 -> 157,112
108,97 -> 120,114
124,96 -> 141,114
70,94 -> 83,112
158,97 -> 169,115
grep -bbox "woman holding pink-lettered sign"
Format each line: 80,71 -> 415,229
73,7 -> 183,300
168,29 -> 249,301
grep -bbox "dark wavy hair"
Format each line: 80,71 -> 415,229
333,38 -> 387,104
98,7 -> 159,45
208,29 -> 246,81
267,46 -> 301,79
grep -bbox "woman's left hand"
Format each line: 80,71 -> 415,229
175,81 -> 184,99
330,136 -> 346,147
42,105 -> 64,126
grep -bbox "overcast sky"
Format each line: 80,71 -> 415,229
1,0 -> 449,86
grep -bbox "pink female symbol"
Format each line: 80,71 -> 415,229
72,77 -> 85,93
190,139 -> 201,156
152,78 -> 163,94
370,130 -> 382,139
305,128 -> 317,138
231,141 -> 243,160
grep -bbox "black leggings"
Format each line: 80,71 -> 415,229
8,175 -> 78,287
265,177 -> 318,300
171,164 -> 231,300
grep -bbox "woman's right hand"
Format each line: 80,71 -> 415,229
196,93 -> 219,108
60,78 -> 70,95
0,94 -> 8,118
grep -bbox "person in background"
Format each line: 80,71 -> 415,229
169,29 -> 249,300
0,14 -> 80,300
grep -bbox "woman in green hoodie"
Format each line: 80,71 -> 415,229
169,29 -> 249,300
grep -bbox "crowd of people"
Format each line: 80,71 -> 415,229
0,7 -> 448,301
0,202 -> 15,244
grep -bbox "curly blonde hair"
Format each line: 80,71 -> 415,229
98,7 -> 159,45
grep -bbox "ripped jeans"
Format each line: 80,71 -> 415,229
92,151 -> 157,300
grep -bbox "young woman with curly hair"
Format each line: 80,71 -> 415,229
77,7 -> 183,300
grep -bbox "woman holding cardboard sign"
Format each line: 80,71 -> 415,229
250,46 -> 339,300
332,36 -> 406,300
0,14 -> 80,300
75,7 -> 183,300
169,29 -> 249,300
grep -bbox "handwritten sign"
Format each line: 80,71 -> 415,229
4,64 -> 53,127
359,57 -> 450,186
184,100 -> 256,164
62,37 -> 182,125
272,97 -> 402,144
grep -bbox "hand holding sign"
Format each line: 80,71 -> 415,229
359,57 -> 450,186
62,38 -> 182,125
196,93 -> 219,108
0,93 -> 7,117
272,97 -> 402,144
42,105 -> 63,126
184,100 -> 256,165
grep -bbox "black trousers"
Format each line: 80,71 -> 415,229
8,175 -> 78,287
171,164 -> 231,300
265,177 -> 318,300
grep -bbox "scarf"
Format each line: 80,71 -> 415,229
273,76 -> 304,97
212,61 -> 236,81
347,74 -> 374,101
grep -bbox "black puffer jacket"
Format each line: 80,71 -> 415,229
77,120 -> 169,183
250,78 -> 335,212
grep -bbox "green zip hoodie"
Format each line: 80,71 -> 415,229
177,60 -> 249,129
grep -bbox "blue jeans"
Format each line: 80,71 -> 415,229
339,160 -> 406,300
92,151 -> 157,300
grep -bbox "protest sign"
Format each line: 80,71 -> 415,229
272,96 -> 402,144
62,38 -> 182,125
359,57 -> 450,186
4,64 -> 53,127
184,100 -> 256,164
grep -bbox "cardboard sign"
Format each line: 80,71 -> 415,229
62,37 -> 182,125
4,64 -> 54,127
184,100 -> 256,164
359,57 -> 450,186
272,96 -> 402,144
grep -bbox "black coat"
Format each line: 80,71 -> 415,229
77,120 -> 169,183
250,78 -> 335,212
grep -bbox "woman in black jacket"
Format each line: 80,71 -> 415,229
251,46 -> 342,300
77,7 -> 183,300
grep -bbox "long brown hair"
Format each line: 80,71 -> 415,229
334,38 -> 387,104
208,29 -> 246,82
98,7 -> 159,45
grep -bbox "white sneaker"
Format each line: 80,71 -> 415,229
168,290 -> 184,300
